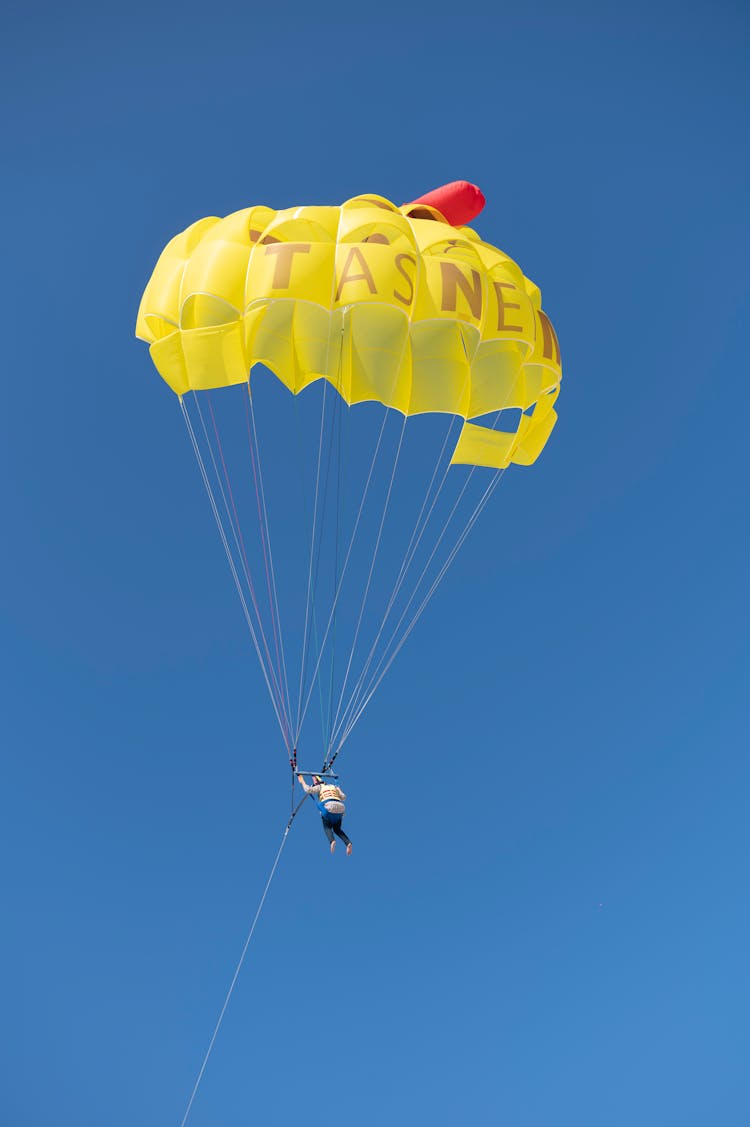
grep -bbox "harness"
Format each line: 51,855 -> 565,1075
316,784 -> 344,817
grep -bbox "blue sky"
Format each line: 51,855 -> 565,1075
2,2 -> 749,1124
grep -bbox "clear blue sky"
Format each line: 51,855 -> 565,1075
3,2 -> 749,1124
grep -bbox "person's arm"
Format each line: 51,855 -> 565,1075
297,773 -> 311,793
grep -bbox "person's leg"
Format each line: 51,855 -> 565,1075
332,820 -> 352,854
321,816 -> 335,851
334,825 -> 351,847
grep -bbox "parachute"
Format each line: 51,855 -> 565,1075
136,182 -> 561,768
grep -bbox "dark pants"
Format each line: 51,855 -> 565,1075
321,811 -> 351,847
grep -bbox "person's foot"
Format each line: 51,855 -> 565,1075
346,842 -> 353,856
330,841 -> 336,854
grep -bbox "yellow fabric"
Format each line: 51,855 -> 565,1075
136,195 -> 562,468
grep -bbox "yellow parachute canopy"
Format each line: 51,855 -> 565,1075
136,193 -> 561,469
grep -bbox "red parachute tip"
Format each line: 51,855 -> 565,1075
402,181 -> 486,227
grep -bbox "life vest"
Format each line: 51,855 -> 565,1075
317,784 -> 345,812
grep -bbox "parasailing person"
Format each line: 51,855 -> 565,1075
297,772 -> 353,855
